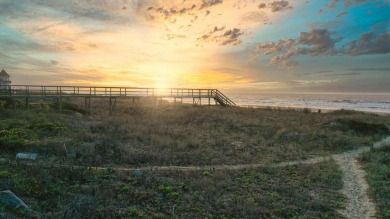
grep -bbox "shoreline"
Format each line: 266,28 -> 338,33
235,104 -> 390,115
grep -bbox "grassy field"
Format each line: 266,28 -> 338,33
359,144 -> 390,218
0,99 -> 389,217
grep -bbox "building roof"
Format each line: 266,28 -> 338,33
0,69 -> 10,77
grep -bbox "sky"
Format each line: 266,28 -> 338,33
0,0 -> 389,93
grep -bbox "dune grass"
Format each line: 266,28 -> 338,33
0,99 -> 389,167
359,144 -> 390,218
1,99 -> 389,217
0,160 -> 344,218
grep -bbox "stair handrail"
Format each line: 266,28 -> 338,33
211,89 -> 235,106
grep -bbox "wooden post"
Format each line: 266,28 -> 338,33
58,97 -> 62,112
109,97 -> 116,116
85,97 -> 90,114
59,87 -> 62,112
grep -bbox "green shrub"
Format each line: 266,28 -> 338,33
0,116 -> 66,152
29,120 -> 66,136
0,129 -> 32,151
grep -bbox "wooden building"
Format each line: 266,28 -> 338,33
0,69 -> 11,90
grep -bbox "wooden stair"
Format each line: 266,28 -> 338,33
212,90 -> 236,106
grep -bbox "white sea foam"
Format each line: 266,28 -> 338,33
227,92 -> 390,114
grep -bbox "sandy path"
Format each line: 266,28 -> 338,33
334,155 -> 376,219
330,136 -> 389,219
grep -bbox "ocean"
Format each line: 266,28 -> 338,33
225,92 -> 390,114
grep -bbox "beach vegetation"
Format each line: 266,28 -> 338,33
359,143 -> 390,218
0,99 -> 389,217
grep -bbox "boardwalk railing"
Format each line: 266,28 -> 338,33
0,85 -> 235,106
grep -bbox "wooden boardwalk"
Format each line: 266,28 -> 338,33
0,85 -> 235,114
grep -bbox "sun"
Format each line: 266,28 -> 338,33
154,75 -> 170,89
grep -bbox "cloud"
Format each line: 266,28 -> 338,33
252,27 -> 390,68
325,0 -> 371,9
315,70 -> 333,73
256,39 -> 295,55
50,60 -> 59,65
150,3 -> 197,20
342,31 -> 390,56
281,60 -> 298,69
297,29 -> 339,55
258,3 -> 266,9
254,28 -> 339,67
197,26 -> 246,46
219,28 -> 244,46
336,12 -> 347,17
346,67 -> 390,71
167,34 -> 186,40
199,0 -> 223,10
240,11 -> 268,24
198,26 -> 226,40
258,0 -> 293,12
269,0 -> 293,12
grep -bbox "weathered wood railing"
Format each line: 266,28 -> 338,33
0,85 -> 235,113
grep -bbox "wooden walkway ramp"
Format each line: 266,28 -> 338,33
0,85 -> 235,113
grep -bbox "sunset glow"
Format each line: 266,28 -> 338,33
0,0 -> 389,92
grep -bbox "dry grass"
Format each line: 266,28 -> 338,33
0,160 -> 343,218
76,101 -> 389,166
1,99 -> 389,167
1,99 -> 389,217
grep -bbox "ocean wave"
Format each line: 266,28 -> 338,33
230,93 -> 390,114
